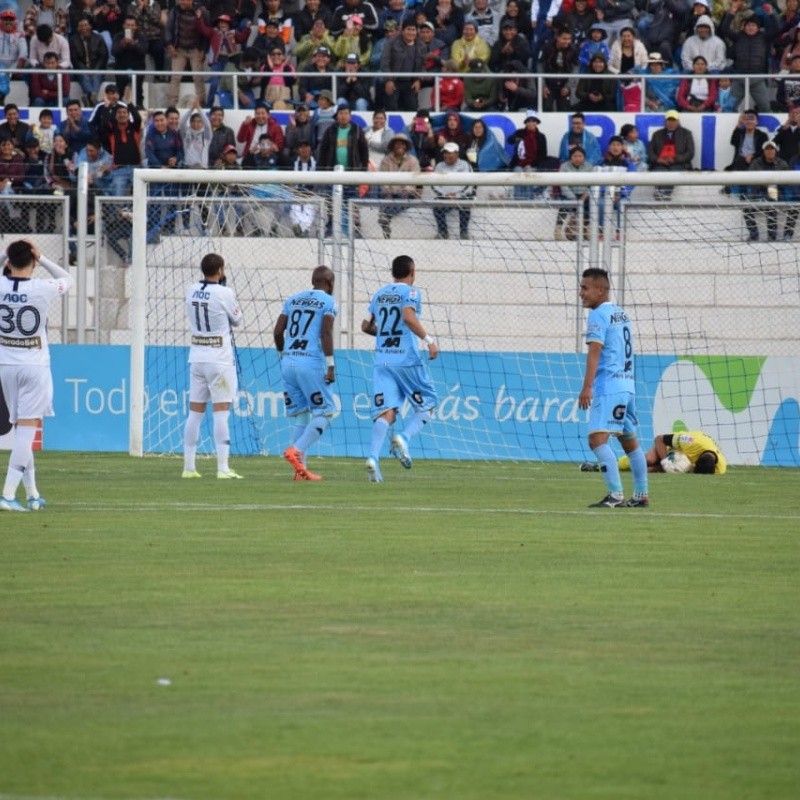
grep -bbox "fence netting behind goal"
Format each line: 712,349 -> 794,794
122,175 -> 800,466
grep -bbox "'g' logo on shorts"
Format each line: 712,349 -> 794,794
374,393 -> 384,408
612,404 -> 626,421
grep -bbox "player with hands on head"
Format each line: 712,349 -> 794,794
361,255 -> 438,483
274,266 -> 338,482
182,253 -> 244,480
578,267 -> 649,508
0,239 -> 73,511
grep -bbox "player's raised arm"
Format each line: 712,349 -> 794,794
28,240 -> 73,293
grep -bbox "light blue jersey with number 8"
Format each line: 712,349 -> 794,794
585,301 -> 635,395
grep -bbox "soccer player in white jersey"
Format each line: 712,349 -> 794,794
360,255 -> 439,483
182,253 -> 244,480
274,265 -> 337,482
0,239 -> 73,512
578,267 -> 649,507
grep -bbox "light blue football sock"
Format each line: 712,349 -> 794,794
402,409 -> 432,442
370,417 -> 390,460
295,415 -> 330,453
593,443 -> 624,495
627,446 -> 649,497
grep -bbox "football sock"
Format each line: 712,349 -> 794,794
295,415 -> 330,453
291,412 -> 311,464
21,453 -> 38,499
3,424 -> 37,500
627,446 -> 649,497
402,409 -> 432,441
183,410 -> 204,472
370,417 -> 390,460
592,443 -> 623,495
213,411 -> 230,473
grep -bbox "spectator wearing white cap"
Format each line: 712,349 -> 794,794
432,141 -> 474,239
743,140 -> 791,241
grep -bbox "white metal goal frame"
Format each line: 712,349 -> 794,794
129,167 -> 800,457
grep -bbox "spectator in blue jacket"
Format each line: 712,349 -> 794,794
634,50 -> 679,111
144,110 -> 183,236
145,110 -> 184,167
558,112 -> 603,165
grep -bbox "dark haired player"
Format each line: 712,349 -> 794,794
578,267 -> 649,507
361,255 -> 438,483
182,253 -> 243,480
0,239 -> 72,511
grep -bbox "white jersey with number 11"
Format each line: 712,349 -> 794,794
185,280 -> 243,366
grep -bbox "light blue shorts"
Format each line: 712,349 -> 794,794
588,390 -> 638,437
281,360 -> 336,418
371,364 -> 438,419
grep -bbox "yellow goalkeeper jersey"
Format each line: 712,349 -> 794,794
672,431 -> 727,474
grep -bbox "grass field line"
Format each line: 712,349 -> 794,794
0,795 -> 189,800
54,500 -> 800,521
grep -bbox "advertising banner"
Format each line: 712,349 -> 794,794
25,345 -> 799,466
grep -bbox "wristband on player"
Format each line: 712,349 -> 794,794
423,335 -> 435,346
325,355 -> 335,368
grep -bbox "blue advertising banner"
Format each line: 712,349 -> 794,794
43,345 -> 800,466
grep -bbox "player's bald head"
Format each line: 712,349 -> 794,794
312,265 -> 334,289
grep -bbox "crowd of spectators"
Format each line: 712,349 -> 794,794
0,0 -> 799,246
0,0 -> 798,113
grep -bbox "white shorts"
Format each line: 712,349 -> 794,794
0,364 -> 54,424
189,362 -> 238,405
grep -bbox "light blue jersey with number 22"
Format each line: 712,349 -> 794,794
368,282 -> 425,368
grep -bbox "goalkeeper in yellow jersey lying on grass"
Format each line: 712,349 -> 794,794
581,431 -> 727,475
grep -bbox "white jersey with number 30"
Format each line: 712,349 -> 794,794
185,280 -> 243,366
0,272 -> 72,367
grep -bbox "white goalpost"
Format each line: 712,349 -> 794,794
127,168 -> 800,468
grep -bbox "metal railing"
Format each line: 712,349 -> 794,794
6,65 -> 787,114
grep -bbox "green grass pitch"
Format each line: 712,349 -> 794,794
1,453 -> 799,800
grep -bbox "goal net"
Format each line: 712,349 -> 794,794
124,168 -> 800,467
